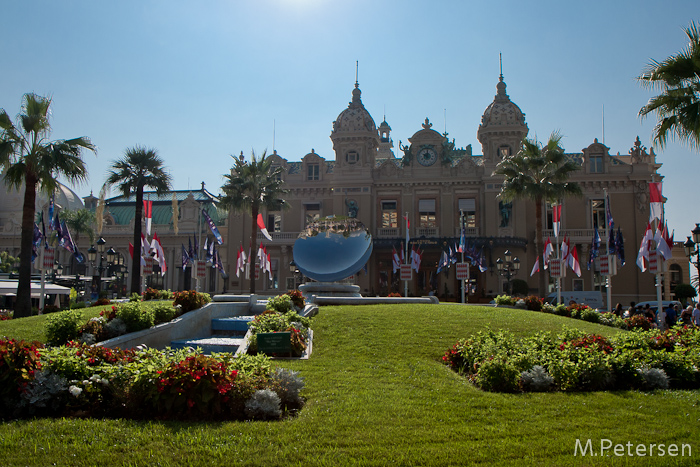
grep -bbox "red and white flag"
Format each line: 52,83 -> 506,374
569,244 -> 581,277
530,257 -> 540,277
656,222 -> 674,260
257,213 -> 272,241
637,222 -> 654,271
649,182 -> 663,224
411,246 -> 422,273
143,200 -> 153,235
552,204 -> 562,238
392,246 -> 400,273
543,237 -> 553,269
561,235 -> 571,263
150,232 -> 167,276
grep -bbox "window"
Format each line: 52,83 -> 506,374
458,198 -> 476,228
545,203 -> 554,230
346,151 -> 358,164
307,164 -> 319,181
499,146 -> 511,158
381,201 -> 398,228
418,199 -> 436,227
305,203 -> 321,226
267,213 -> 282,233
591,199 -> 605,229
590,155 -> 603,173
271,166 -> 282,181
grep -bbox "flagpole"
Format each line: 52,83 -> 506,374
555,203 -> 561,306
404,212 -> 409,298
460,210 -> 465,304
604,189 -> 612,312
655,179 -> 664,315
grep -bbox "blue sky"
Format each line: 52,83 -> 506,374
2,0 -> 698,242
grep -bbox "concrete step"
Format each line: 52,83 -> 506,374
211,316 -> 254,336
170,336 -> 245,354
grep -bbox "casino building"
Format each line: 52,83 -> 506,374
224,74 -> 690,306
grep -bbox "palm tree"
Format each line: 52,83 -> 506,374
59,208 -> 96,274
493,133 -> 582,297
638,21 -> 700,150
0,93 -> 95,318
220,150 -> 288,294
104,147 -> 171,295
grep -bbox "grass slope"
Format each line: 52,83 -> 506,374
1,304 -> 698,466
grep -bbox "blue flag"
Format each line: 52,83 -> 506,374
616,227 -> 625,266
48,194 -> 55,230
182,244 -> 190,269
588,229 -> 600,270
202,209 -> 223,244
608,224 -> 617,255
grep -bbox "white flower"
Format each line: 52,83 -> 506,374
69,385 -> 83,397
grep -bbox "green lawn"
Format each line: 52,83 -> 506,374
1,304 -> 698,466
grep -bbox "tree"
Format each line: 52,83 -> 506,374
59,208 -> 96,274
674,282 -> 697,307
0,251 -> 19,273
493,133 -> 582,297
220,150 -> 288,294
638,21 -> 700,150
104,147 -> 171,295
0,93 -> 95,318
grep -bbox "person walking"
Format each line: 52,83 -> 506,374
693,303 -> 700,327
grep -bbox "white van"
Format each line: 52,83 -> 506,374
547,291 -> 605,310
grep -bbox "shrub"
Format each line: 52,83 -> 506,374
271,368 -> 305,408
153,303 -> 179,325
42,304 -> 60,314
115,302 -> 155,333
77,317 -> 108,343
475,357 -> 520,393
494,294 -> 515,306
45,309 -> 83,346
520,365 -> 553,392
541,303 -> 556,314
244,388 -> 281,420
93,298 -> 111,306
140,354 -> 239,420
286,290 -> 305,309
580,307 -> 600,323
70,301 -> 87,309
104,318 -> 127,338
637,367 -> 669,390
266,294 -> 294,314
0,338 -> 44,418
143,287 -> 173,301
172,290 -> 211,313
523,295 -> 543,311
18,369 -> 68,416
625,314 -> 652,331
129,293 -> 141,302
247,310 -> 312,356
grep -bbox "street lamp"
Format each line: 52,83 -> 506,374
496,249 -> 520,295
289,260 -> 302,288
684,224 -> 700,277
88,237 -> 118,298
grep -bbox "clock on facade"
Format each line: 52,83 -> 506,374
417,146 -> 438,166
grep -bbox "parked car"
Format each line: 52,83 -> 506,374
634,300 -> 681,313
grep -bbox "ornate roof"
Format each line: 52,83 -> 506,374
479,76 -> 527,129
332,83 -> 377,134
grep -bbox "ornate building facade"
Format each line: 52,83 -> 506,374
224,75 -> 690,307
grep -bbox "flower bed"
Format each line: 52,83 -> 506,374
0,338 -> 304,421
442,325 -> 700,393
247,292 -> 311,358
